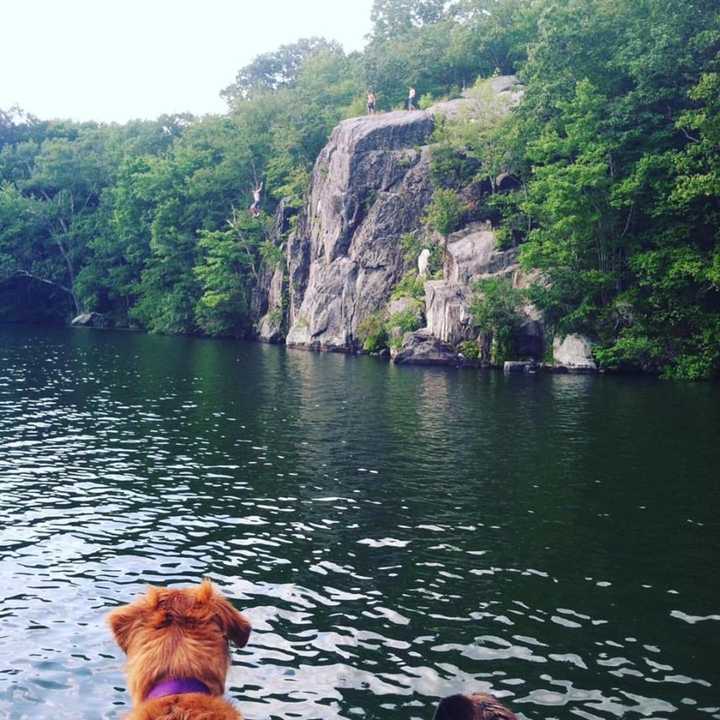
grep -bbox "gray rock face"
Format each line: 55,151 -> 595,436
71,313 -> 94,326
553,334 -> 597,372
424,223 -> 520,345
444,223 -> 517,284
285,110 -> 435,350
424,281 -> 473,346
517,314 -> 545,359
392,329 -> 458,366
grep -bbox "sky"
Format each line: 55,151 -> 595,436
1,0 -> 374,124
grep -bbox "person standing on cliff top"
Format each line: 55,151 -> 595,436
367,91 -> 376,114
407,86 -> 417,111
250,181 -> 263,217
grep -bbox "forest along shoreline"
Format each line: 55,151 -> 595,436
2,1 -> 718,380
66,78 -> 599,378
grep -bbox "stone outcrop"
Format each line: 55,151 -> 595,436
71,312 -> 111,329
252,75 -> 545,364
444,224 -> 515,284
553,334 -> 597,372
392,329 -> 459,366
424,223 -> 519,346
424,280 -> 473,346
423,223 -> 544,359
504,360 -> 538,373
284,110 -> 435,350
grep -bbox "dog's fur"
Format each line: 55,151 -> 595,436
433,692 -> 517,720
108,580 -> 251,720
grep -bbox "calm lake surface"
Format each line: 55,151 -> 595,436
1,324 -> 719,720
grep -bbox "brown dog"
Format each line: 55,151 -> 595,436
107,580 -> 251,720
433,692 -> 518,720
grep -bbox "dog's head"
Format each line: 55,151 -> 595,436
433,693 -> 517,720
107,580 -> 251,703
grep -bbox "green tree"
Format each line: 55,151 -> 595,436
222,38 -> 343,104
504,0 -> 720,377
370,0 -> 448,41
470,277 -> 525,362
423,188 -> 466,257
194,211 -> 267,336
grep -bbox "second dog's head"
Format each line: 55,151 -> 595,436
107,580 -> 251,705
433,693 -> 517,720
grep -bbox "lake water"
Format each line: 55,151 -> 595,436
1,324 -> 719,720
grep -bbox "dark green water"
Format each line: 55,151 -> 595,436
1,325 -> 719,720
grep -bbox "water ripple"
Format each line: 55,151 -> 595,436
1,326 -> 719,719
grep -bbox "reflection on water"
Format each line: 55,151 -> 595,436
1,325 -> 719,720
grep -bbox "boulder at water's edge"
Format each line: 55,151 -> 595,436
553,334 -> 597,372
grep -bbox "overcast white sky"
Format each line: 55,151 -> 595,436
1,0 -> 374,123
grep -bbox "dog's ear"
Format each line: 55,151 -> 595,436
107,603 -> 141,654
218,599 -> 251,648
198,581 -> 251,648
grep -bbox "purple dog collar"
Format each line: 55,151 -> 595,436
146,677 -> 212,700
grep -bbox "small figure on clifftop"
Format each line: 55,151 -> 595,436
367,91 -> 376,114
250,181 -> 263,217
407,86 -> 417,111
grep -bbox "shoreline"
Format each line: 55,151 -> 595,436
0,320 -> 676,379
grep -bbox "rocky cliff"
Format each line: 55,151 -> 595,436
254,76 -> 545,363
284,111 -> 435,350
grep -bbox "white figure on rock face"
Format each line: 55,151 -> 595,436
418,248 -> 431,278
